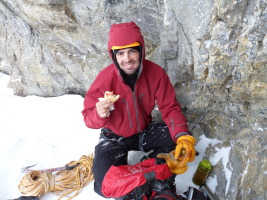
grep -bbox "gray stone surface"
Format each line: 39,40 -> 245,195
0,0 -> 266,199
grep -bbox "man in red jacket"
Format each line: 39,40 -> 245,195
82,21 -> 196,199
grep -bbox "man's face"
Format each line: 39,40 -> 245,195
115,48 -> 141,75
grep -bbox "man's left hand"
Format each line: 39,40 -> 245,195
174,135 -> 196,167
157,135 -> 196,174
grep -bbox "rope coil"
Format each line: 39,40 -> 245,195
18,154 -> 94,199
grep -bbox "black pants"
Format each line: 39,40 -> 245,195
92,121 -> 176,198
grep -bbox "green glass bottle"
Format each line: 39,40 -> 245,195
192,160 -> 212,186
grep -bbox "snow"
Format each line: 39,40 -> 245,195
210,146 -> 232,195
0,72 -> 231,199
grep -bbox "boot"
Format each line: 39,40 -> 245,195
150,179 -> 185,200
122,182 -> 151,200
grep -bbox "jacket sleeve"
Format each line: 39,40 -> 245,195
82,76 -> 110,129
155,70 -> 189,141
82,106 -> 109,129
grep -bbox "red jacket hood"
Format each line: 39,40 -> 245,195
108,21 -> 145,58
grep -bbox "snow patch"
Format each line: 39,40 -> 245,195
210,146 -> 232,195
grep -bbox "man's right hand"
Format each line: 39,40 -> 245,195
96,100 -> 114,118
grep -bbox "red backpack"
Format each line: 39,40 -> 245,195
101,158 -> 173,198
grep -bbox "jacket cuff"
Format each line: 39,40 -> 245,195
174,132 -> 190,139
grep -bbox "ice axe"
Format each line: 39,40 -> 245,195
21,162 -> 80,173
187,185 -> 218,200
9,196 -> 39,200
200,184 -> 218,200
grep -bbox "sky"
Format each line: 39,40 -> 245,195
0,72 -> 230,200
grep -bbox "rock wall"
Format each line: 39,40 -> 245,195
0,0 -> 266,199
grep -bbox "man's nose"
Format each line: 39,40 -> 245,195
124,52 -> 131,62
